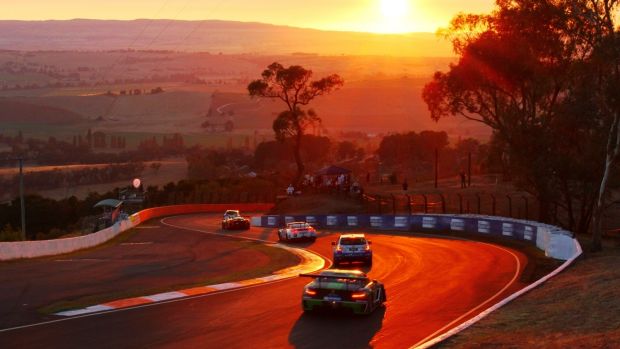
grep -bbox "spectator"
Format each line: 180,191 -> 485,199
402,179 -> 408,191
459,171 -> 467,189
287,184 -> 294,196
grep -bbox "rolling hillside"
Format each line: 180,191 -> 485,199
0,19 -> 453,57
0,99 -> 84,124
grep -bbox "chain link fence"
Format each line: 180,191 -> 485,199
359,192 -> 538,220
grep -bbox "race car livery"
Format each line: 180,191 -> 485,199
300,269 -> 386,315
221,210 -> 250,230
332,233 -> 373,266
278,222 -> 317,242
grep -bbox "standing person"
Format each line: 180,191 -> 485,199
366,172 -> 370,183
402,179 -> 408,192
459,171 -> 466,189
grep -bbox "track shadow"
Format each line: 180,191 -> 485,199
288,306 -> 386,349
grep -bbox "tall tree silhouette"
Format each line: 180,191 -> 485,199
423,0 -> 619,237
248,62 -> 343,184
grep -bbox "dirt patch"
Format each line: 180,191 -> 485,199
435,238 -> 620,348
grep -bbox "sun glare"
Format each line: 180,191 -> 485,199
380,0 -> 410,18
374,0 -> 412,33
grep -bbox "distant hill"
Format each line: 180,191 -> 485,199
0,19 -> 452,57
0,99 -> 84,123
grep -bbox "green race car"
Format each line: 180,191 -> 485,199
300,269 -> 386,315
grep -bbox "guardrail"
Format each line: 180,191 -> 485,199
253,213 -> 580,261
0,203 -> 273,261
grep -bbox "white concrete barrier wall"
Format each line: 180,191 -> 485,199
0,203 -> 274,261
0,216 -> 136,261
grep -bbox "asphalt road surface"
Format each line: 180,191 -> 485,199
0,213 -> 528,348
0,216 -> 295,329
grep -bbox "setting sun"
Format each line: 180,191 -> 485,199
374,0 -> 412,33
381,0 -> 410,18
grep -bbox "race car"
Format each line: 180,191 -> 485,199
221,210 -> 250,230
332,233 -> 372,267
300,269 -> 386,315
278,222 -> 317,242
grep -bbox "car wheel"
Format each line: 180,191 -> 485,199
221,223 -> 226,230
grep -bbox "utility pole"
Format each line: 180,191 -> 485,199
468,152 -> 472,188
434,148 -> 438,189
18,157 -> 26,240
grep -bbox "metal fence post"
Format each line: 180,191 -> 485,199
523,196 -> 529,219
476,193 -> 481,214
422,194 -> 428,213
491,194 -> 496,216
507,195 -> 513,217
391,194 -> 396,215
439,194 -> 446,213
406,194 -> 412,215
457,193 -> 463,214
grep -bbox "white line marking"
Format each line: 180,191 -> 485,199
0,216 -> 331,333
143,291 -> 186,302
209,283 -> 241,291
120,242 -> 153,245
0,274 -> 304,334
55,305 -> 114,317
410,242 -> 522,348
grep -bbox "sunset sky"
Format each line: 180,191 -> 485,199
3,0 -> 495,33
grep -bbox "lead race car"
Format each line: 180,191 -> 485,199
278,221 -> 317,242
332,233 -> 373,267
221,210 -> 250,230
300,269 -> 386,315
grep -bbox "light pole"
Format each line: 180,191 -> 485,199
18,157 -> 26,240
434,148 -> 438,189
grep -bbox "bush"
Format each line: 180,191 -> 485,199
0,224 -> 21,242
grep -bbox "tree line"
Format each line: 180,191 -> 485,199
422,0 -> 620,248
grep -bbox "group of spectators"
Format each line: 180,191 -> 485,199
286,173 -> 364,197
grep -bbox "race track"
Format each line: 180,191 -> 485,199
0,214 -> 528,348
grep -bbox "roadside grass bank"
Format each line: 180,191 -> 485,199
39,240 -> 299,315
436,237 -> 620,348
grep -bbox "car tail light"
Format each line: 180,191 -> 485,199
365,244 -> 371,251
336,245 -> 342,253
351,292 -> 367,299
305,288 -> 317,296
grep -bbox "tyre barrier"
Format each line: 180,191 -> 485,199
0,203 -> 274,261
254,213 -> 579,261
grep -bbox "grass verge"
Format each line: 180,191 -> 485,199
435,237 -> 620,348
39,241 -> 299,315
